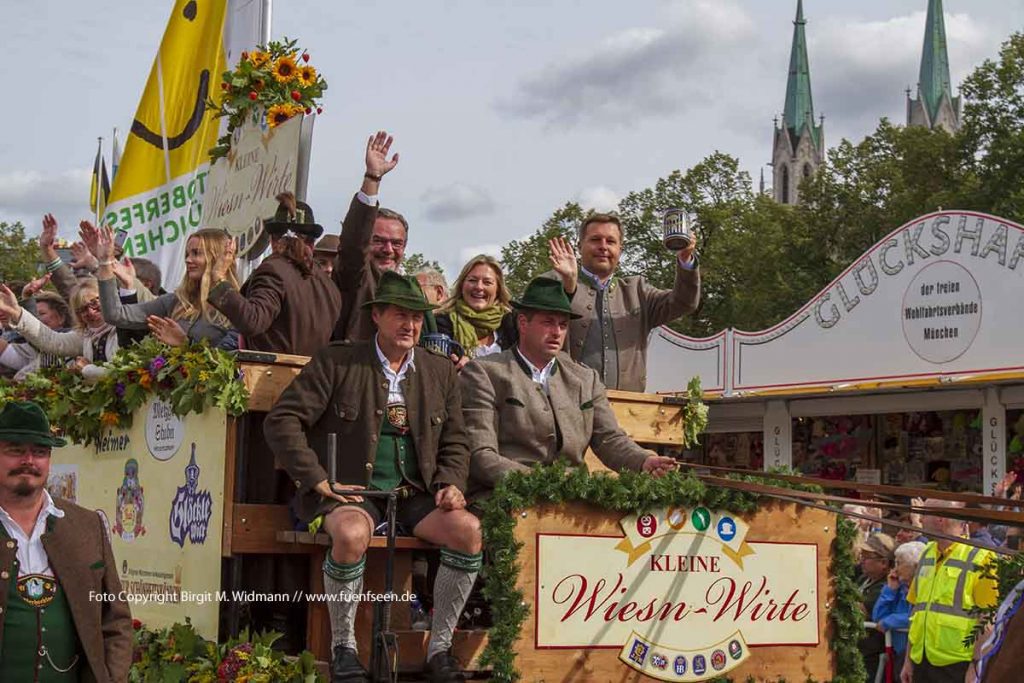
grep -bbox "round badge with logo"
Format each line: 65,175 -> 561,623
673,656 -> 687,675
711,649 -> 727,671
717,516 -> 737,542
636,514 -> 657,538
692,654 -> 707,676
691,507 -> 711,532
729,639 -> 743,660
145,399 -> 184,461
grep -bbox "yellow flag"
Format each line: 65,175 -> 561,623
105,0 -> 228,284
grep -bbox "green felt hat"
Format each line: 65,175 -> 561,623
0,401 -> 66,448
362,271 -> 437,312
512,277 -> 581,319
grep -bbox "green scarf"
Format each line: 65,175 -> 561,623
449,299 -> 506,356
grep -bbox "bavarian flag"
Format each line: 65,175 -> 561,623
89,139 -> 110,216
105,0 -> 228,285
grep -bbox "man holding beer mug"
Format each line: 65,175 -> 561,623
543,209 -> 700,392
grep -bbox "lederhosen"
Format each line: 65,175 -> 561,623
0,523 -> 81,682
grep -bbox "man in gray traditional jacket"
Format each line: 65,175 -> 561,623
460,277 -> 678,502
545,212 -> 700,392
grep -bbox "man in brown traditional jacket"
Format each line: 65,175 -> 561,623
265,272 -> 480,683
0,401 -> 132,682
461,277 -> 678,502
332,131 -> 410,342
544,212 -> 700,392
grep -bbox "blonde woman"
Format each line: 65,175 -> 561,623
80,223 -> 239,349
435,239 -> 577,360
0,279 -> 118,381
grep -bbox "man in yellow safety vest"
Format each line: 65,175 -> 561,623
901,499 -> 998,683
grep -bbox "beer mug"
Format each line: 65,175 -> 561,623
662,208 -> 692,251
420,333 -> 466,361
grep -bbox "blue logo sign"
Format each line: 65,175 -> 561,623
673,656 -> 687,675
168,445 -> 212,547
717,516 -> 737,542
692,654 -> 706,675
628,639 -> 649,666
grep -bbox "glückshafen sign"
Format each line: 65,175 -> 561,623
646,211 -> 1024,394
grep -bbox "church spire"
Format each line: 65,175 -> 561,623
771,0 -> 824,205
782,0 -> 818,148
908,0 -> 960,132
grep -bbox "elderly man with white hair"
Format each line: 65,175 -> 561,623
901,499 -> 998,683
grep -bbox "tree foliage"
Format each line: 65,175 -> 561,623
0,221 -> 41,286
498,31 -> 1024,337
403,252 -> 445,277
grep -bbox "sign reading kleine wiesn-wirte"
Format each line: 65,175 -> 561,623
534,508 -> 819,682
645,212 -> 1024,393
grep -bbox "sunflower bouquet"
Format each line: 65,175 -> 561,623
206,36 -> 328,162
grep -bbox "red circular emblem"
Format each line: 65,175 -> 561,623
636,514 -> 657,538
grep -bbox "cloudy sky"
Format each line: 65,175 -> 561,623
2,0 -> 1021,277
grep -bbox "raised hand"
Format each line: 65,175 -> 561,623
677,229 -> 699,264
21,273 -> 52,299
0,285 -> 24,323
78,221 -> 109,259
147,316 -> 188,347
211,238 -> 237,282
365,130 -> 399,179
70,241 -> 99,271
548,236 -> 578,292
40,214 -> 59,252
111,257 -> 137,289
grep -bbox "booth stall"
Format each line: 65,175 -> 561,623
647,210 -> 1024,496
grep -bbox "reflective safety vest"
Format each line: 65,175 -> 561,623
908,541 -> 994,667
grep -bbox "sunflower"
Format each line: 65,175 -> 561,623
272,55 -> 298,83
249,50 -> 270,68
297,64 -> 317,87
267,103 -> 303,128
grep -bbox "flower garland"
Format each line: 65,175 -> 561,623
477,463 -> 867,683
206,37 -> 328,162
0,337 -> 248,447
129,619 -> 323,683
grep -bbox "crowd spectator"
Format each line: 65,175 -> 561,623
858,532 -> 896,678
312,235 -> 338,277
414,268 -> 448,306
0,291 -> 71,380
0,279 -> 117,381
81,224 -> 239,350
873,540 -> 927,681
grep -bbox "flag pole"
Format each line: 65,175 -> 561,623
95,136 -> 103,226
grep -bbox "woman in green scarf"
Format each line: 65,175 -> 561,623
435,240 -> 577,361
435,255 -> 514,359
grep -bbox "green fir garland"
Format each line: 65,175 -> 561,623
478,462 -> 866,683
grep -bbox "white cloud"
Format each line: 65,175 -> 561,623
0,169 -> 92,234
421,183 -> 497,222
497,0 -> 755,128
576,186 -> 622,213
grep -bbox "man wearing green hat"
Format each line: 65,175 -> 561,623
0,401 -> 132,682
461,277 -> 679,502
265,271 -> 480,683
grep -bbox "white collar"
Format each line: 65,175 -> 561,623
0,488 -> 65,530
515,347 -> 556,383
374,335 -> 415,375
